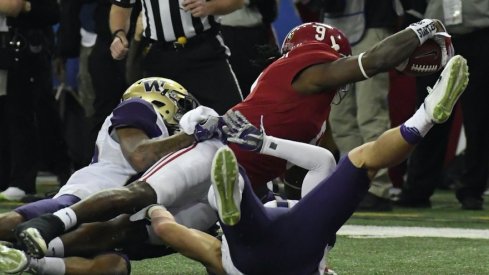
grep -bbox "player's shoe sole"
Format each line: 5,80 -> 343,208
425,55 -> 469,123
0,243 -> 28,274
211,146 -> 241,226
17,228 -> 47,258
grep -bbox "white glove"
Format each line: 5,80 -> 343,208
179,106 -> 219,135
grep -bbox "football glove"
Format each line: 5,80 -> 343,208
222,110 -> 264,152
194,116 -> 224,142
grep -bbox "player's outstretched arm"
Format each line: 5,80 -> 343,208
294,19 -> 447,94
149,206 -> 225,275
117,128 -> 195,172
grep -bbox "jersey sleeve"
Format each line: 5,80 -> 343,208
110,98 -> 163,138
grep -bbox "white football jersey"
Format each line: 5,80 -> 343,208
55,98 -> 168,199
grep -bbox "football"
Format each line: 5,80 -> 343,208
396,39 -> 442,77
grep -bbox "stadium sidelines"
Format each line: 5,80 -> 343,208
338,225 -> 489,239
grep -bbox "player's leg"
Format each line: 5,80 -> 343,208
210,146 -> 273,241
349,55 -> 469,173
16,141 -> 220,258
54,215 -> 148,258
14,182 -> 156,258
0,195 -> 80,241
287,56 -> 468,234
57,202 -> 216,259
149,205 -> 224,275
0,212 -> 23,242
143,141 -> 221,209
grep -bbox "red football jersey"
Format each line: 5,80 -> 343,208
231,43 -> 339,190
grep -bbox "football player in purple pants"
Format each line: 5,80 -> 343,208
149,55 -> 469,274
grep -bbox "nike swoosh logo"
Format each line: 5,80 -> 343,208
66,212 -> 72,224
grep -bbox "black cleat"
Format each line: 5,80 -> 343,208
14,214 -> 65,258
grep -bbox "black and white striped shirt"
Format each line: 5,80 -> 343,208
112,0 -> 220,42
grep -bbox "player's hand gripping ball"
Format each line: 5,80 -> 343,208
396,39 -> 443,76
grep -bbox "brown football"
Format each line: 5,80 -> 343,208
397,39 -> 442,77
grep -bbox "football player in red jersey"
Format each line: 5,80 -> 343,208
13,19 -> 453,261
230,20 -> 452,197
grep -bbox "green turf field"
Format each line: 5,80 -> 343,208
1,183 -> 488,274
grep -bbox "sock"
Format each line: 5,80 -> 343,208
30,257 -> 65,275
46,237 -> 64,257
400,103 -> 433,144
53,208 -> 77,231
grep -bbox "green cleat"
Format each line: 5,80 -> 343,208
424,55 -> 469,124
211,146 -> 241,226
0,243 -> 28,274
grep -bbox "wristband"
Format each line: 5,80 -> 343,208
357,52 -> 369,79
259,134 -> 273,154
407,19 -> 437,45
112,29 -> 126,40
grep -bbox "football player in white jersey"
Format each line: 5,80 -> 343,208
0,77 -> 224,274
0,77 -> 201,242
10,88 -> 228,260
149,55 -> 468,274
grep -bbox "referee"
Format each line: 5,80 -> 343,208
109,0 -> 244,114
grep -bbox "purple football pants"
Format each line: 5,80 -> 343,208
15,194 -> 80,220
222,156 -> 370,275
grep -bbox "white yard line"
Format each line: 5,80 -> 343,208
338,225 -> 489,239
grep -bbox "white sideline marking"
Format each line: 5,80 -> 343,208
338,225 -> 489,239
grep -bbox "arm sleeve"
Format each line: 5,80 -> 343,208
260,135 -> 337,197
110,99 -> 163,138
